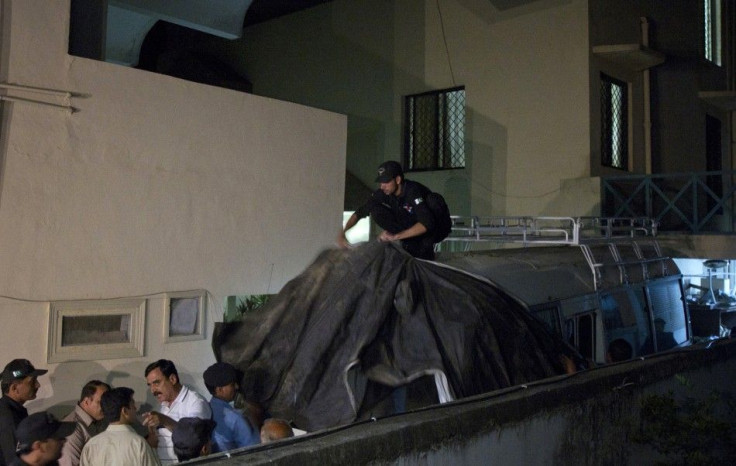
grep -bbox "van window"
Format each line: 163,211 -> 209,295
641,281 -> 689,355
600,288 -> 649,357
565,313 -> 596,360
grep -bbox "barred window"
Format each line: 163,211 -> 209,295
704,0 -> 722,66
600,74 -> 628,170
404,86 -> 465,171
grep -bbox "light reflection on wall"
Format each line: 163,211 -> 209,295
343,211 -> 370,245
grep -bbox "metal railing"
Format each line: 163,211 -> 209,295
445,216 -> 656,246
601,170 -> 736,233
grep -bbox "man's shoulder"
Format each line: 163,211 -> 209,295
403,179 -> 431,194
181,385 -> 208,403
176,386 -> 212,417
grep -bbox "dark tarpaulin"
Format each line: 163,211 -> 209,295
213,242 -> 581,432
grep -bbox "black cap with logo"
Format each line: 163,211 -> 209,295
1,359 -> 48,383
375,161 -> 403,183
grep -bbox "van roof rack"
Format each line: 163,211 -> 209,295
445,216 -> 657,246
443,216 -> 671,290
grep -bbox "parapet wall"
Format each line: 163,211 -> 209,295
192,338 -> 736,465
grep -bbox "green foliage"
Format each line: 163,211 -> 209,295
632,376 -> 736,465
224,294 -> 272,322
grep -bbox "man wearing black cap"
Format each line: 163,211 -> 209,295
203,362 -> 259,453
172,417 -> 215,462
0,359 -> 48,466
12,411 -> 75,466
339,160 -> 440,260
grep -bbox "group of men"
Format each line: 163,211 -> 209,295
0,358 -> 294,466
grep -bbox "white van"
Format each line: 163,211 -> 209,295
437,216 -> 691,364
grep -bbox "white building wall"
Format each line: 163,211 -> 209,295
220,0 -> 593,218
0,0 -> 346,415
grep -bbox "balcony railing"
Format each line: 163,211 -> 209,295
601,170 -> 736,233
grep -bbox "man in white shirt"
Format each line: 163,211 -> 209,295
59,380 -> 110,466
142,359 -> 211,464
80,387 -> 160,466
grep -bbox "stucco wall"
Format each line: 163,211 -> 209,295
0,0 -> 346,414
208,0 -> 592,218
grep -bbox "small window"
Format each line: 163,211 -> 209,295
404,87 -> 466,171
48,299 -> 146,363
600,74 -> 628,170
164,291 -> 206,343
704,0 -> 722,66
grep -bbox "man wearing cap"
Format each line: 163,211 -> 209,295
0,359 -> 47,466
58,380 -> 111,466
79,387 -> 160,466
12,412 -> 76,466
203,362 -> 259,453
172,417 -> 215,462
339,160 -> 438,260
141,359 -> 211,463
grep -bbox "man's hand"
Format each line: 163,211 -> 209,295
337,231 -> 351,248
141,411 -> 176,432
378,231 -> 398,242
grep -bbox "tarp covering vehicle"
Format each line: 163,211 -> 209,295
212,242 -> 583,432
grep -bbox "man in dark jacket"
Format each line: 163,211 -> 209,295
339,161 -> 438,260
0,359 -> 47,466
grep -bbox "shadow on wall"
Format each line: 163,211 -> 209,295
541,176 -> 601,217
466,110 -> 507,217
28,360 -> 111,419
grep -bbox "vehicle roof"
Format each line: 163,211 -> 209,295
436,243 -> 680,307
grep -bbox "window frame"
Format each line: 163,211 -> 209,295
164,290 -> 207,343
403,86 -> 466,173
600,73 -> 630,171
47,298 -> 146,363
704,0 -> 723,66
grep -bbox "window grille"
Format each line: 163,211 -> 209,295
704,0 -> 722,66
405,87 -> 465,171
600,74 -> 628,170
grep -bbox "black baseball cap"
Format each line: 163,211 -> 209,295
15,412 -> 75,451
375,161 -> 403,182
172,417 -> 216,449
203,362 -> 239,388
1,359 -> 47,383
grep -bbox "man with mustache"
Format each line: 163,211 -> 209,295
0,359 -> 47,466
141,359 -> 211,464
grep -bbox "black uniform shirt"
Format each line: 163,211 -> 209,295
356,179 -> 436,232
0,396 -> 28,466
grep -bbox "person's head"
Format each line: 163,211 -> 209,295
15,412 -> 75,465
654,318 -> 666,332
203,362 -> 240,402
606,339 -> 633,363
375,161 -> 404,196
1,359 -> 47,403
260,418 -> 294,443
145,359 -> 181,404
172,417 -> 215,462
78,380 -> 111,421
101,387 -> 137,425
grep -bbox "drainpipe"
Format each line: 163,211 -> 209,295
641,17 -> 652,175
